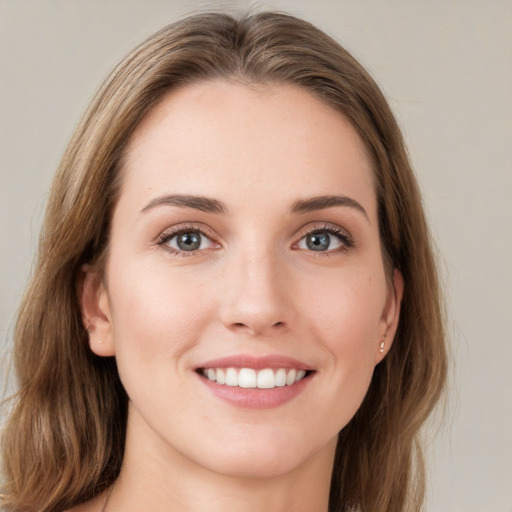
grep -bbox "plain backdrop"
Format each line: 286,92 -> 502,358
1,1 -> 511,511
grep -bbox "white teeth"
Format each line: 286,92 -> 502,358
275,368 -> 287,387
286,369 -> 297,385
216,368 -> 225,385
257,368 -> 275,389
202,367 -> 309,389
225,368 -> 238,387
238,368 -> 257,388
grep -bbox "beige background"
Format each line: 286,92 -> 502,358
1,1 -> 511,510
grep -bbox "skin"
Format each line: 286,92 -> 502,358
79,81 -> 402,512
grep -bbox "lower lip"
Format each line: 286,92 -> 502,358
197,372 -> 312,409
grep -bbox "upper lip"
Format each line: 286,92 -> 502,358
196,354 -> 313,371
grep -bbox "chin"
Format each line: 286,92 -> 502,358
205,453 -> 308,480
192,430 -> 336,480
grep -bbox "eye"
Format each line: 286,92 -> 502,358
296,226 -> 352,253
158,227 -> 218,255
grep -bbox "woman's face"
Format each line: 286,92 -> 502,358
84,81 -> 402,478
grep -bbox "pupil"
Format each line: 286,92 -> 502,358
306,232 -> 330,251
177,232 -> 201,251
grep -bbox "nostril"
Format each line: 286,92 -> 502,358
229,320 -> 286,333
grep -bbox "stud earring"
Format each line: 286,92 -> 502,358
379,340 -> 385,353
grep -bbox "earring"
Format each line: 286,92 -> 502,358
379,340 -> 385,353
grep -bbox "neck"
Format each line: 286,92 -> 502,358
109,407 -> 336,512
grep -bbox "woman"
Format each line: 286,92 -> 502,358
0,11 -> 447,512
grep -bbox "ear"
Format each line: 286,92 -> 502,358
78,264 -> 115,357
375,268 -> 404,364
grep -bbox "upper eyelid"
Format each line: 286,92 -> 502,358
156,223 -> 217,243
294,222 -> 352,240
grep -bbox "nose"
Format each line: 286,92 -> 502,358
219,250 -> 292,337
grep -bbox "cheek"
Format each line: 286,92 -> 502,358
304,268 -> 384,347
301,269 -> 384,421
107,260 -> 216,370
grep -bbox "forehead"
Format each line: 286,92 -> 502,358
120,80 -> 375,218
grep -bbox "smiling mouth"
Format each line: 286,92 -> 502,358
197,367 -> 314,389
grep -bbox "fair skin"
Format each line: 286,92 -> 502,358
78,81 -> 402,512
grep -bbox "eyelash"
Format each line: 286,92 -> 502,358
156,222 -> 354,257
293,223 -> 354,257
156,224 -> 218,257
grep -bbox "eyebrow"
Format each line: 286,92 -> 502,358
140,193 -> 368,220
140,194 -> 227,214
291,195 -> 369,221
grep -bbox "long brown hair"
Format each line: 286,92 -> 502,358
1,11 -> 447,512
